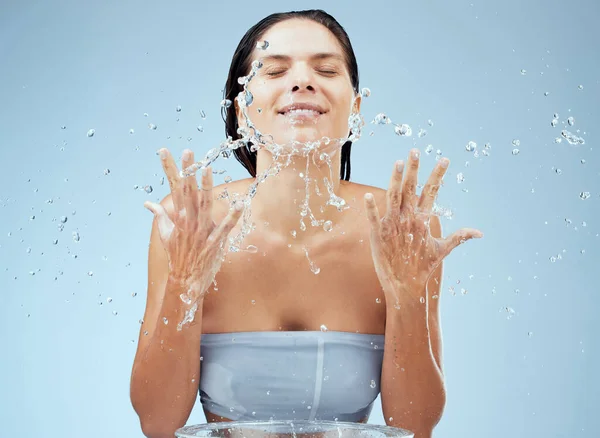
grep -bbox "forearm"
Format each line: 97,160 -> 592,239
381,293 -> 446,437
426,279 -> 444,377
131,280 -> 204,437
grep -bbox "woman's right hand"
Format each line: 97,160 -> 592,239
143,147 -> 244,302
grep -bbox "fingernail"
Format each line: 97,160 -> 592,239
412,150 -> 420,160
440,158 -> 449,168
201,167 -> 208,177
396,161 -> 404,172
159,149 -> 167,159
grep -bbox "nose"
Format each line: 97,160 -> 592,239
292,84 -> 315,92
289,64 -> 316,93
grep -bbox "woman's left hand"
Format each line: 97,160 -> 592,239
364,148 -> 484,303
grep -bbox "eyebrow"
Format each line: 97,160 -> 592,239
258,52 -> 345,63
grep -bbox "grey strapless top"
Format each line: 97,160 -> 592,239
199,331 -> 385,422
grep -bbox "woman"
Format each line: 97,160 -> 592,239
130,9 -> 483,438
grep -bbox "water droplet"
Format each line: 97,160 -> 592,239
266,390 -> 270,395
578,84 -> 584,90
244,90 -> 253,106
197,125 -> 204,132
72,231 -> 80,242
579,192 -> 590,200
148,123 -> 157,130
323,221 -> 333,232
360,87 -> 371,98
544,91 -> 550,96
221,99 -> 232,109
107,297 -> 113,303
418,129 -> 427,138
87,129 -> 95,137
567,117 -> 575,126
427,119 -> 434,127
87,271 -> 93,277
555,168 -> 562,175
512,139 -> 520,147
394,124 -> 412,136
370,380 -> 376,388
456,173 -> 465,183
176,105 -> 182,112
561,130 -> 585,145
372,113 -> 391,125
551,119 -> 558,127
512,148 -> 520,155
256,40 -> 269,50
224,176 -> 232,183
163,317 -> 168,325
550,256 -> 556,262
465,141 -> 476,152
425,145 -> 433,154
520,69 -> 527,75
320,324 -> 328,332
245,245 -> 258,253
144,185 -> 153,194
420,297 -> 425,304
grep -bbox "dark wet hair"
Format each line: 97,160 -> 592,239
221,9 -> 359,181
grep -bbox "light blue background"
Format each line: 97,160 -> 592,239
1,0 -> 598,437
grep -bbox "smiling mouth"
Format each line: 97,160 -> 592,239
279,109 -> 324,118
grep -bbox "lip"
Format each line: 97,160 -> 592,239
278,103 -> 326,115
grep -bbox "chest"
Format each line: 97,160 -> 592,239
201,232 -> 386,335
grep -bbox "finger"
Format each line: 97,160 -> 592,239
418,157 -> 449,213
402,149 -> 420,212
208,201 -> 244,246
386,160 -> 404,215
158,148 -> 184,214
440,227 -> 484,259
198,165 -> 214,226
144,201 -> 175,243
364,193 -> 382,242
181,150 -> 200,222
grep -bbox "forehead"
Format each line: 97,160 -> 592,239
254,19 -> 345,61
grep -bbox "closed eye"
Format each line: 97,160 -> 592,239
266,70 -> 338,76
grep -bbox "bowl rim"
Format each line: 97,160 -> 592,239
175,420 -> 413,437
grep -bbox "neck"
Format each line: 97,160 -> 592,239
250,146 -> 345,242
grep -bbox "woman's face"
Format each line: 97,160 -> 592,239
236,19 -> 360,152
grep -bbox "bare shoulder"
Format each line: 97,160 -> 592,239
157,177 -> 254,218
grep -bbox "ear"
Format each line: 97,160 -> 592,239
353,93 -> 362,113
234,98 -> 247,130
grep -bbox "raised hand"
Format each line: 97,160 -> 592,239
364,148 -> 483,302
144,148 -> 244,301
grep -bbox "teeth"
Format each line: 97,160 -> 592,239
284,109 -> 320,115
